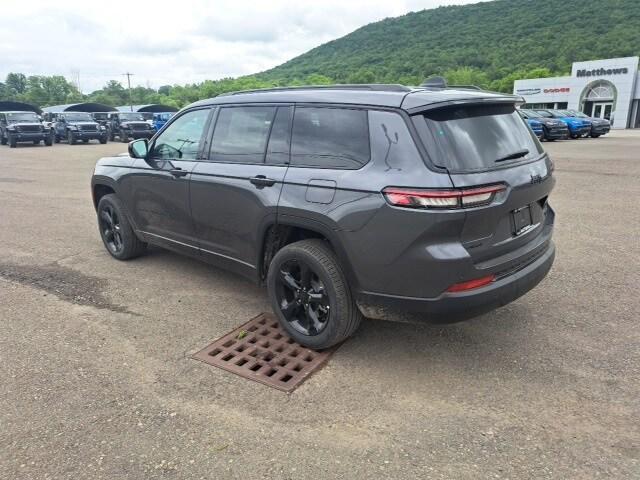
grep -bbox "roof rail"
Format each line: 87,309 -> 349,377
218,84 -> 412,96
448,84 -> 483,91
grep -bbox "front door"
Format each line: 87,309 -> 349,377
189,105 -> 292,278
119,107 -> 212,254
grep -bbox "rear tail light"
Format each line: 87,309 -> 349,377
382,184 -> 505,209
446,274 -> 496,293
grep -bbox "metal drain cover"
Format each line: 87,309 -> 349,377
192,313 -> 335,392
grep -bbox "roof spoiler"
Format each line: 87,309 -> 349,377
420,76 -> 483,91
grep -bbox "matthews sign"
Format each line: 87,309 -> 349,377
576,67 -> 629,78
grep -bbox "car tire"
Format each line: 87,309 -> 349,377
590,134 -> 600,138
109,130 -> 115,141
33,140 -> 40,145
44,134 -> 53,146
120,130 -> 128,143
99,135 -> 107,144
97,194 -> 146,260
1,132 -> 6,145
67,130 -> 76,145
53,131 -> 60,143
9,134 -> 17,148
267,239 -> 362,349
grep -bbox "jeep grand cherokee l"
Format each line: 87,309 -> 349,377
91,84 -> 556,349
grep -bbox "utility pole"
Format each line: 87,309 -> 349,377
122,72 -> 134,111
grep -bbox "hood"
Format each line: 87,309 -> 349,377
8,121 -> 43,128
68,121 -> 99,126
537,118 -> 565,127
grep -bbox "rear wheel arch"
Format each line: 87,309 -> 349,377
258,219 -> 360,292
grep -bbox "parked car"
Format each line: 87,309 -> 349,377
534,109 -> 591,139
46,112 -> 108,144
91,112 -> 111,132
152,112 -> 175,132
518,110 -> 543,140
91,84 -> 556,348
0,111 -> 52,148
108,112 -> 155,142
564,109 -> 611,138
519,109 -> 569,141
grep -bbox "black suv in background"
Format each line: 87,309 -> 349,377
519,109 -> 569,141
108,112 -> 155,142
91,84 -> 556,348
45,112 -> 108,144
0,111 -> 52,148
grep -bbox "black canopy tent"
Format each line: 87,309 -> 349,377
116,104 -> 178,113
41,103 -> 117,113
0,101 -> 42,114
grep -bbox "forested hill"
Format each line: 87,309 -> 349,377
254,0 -> 640,91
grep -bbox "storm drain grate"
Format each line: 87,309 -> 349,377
192,313 -> 335,392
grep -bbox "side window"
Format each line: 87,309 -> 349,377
150,108 -> 210,161
265,106 -> 292,165
291,107 -> 370,169
209,106 -> 276,164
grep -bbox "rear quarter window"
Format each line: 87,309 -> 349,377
418,103 -> 543,173
291,107 -> 370,169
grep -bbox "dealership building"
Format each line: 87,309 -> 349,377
513,57 -> 640,129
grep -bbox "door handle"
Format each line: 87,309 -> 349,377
250,175 -> 276,187
169,168 -> 188,178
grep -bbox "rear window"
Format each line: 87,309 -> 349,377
291,107 -> 370,169
420,104 -> 543,172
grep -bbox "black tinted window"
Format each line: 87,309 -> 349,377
210,106 -> 276,164
291,107 -> 370,169
151,108 -> 210,160
265,107 -> 291,165
420,104 -> 543,172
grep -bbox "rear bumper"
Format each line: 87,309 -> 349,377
357,241 -> 555,323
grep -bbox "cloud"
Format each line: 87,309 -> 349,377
0,0 -> 486,92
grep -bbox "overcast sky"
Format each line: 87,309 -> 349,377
0,0 -> 484,93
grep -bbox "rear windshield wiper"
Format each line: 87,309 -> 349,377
495,149 -> 529,163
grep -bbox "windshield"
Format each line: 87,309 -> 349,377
420,103 -> 543,172
522,110 -> 542,118
569,110 -> 588,118
92,113 -> 109,120
119,113 -> 145,121
64,113 -> 93,122
7,112 -> 39,122
556,110 -> 573,116
534,110 -> 553,118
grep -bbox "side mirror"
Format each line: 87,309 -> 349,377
129,138 -> 149,159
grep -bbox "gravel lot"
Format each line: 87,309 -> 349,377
1,132 -> 638,479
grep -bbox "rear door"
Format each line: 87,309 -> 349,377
414,102 -> 555,265
189,104 -> 291,277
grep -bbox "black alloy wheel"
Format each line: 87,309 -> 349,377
99,203 -> 124,255
275,259 -> 331,336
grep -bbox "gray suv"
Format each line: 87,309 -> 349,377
91,84 -> 556,348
